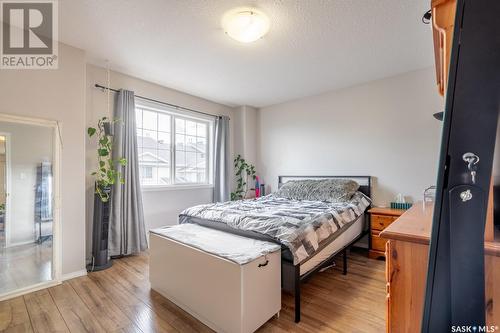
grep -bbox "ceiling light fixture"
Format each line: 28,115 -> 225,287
222,8 -> 270,43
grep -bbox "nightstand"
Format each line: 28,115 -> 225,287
368,207 -> 406,259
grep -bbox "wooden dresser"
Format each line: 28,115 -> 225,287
380,203 -> 500,332
368,207 -> 405,259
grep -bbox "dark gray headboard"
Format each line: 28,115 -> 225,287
277,175 -> 372,198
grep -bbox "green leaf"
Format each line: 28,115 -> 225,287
99,161 -> 105,168
87,127 -> 96,137
119,158 -> 127,166
99,137 -> 109,145
98,149 -> 109,157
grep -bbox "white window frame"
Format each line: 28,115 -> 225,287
136,100 -> 214,191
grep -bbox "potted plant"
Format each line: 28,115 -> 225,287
231,154 -> 256,200
87,117 -> 126,271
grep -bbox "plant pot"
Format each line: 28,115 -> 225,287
87,185 -> 112,271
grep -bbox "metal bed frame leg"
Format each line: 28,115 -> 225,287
343,249 -> 348,275
294,265 -> 301,323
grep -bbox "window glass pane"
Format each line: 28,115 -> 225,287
185,172 -> 197,183
136,106 -> 212,186
175,118 -> 185,134
142,130 -> 157,149
143,110 -> 157,130
197,171 -> 206,183
196,137 -> 206,153
136,109 -> 143,128
197,123 -> 206,137
158,113 -> 171,132
157,132 -> 171,149
186,152 -> 196,168
157,166 -> 170,185
185,136 -> 197,152
175,134 -> 185,151
197,153 -> 206,169
176,150 -> 186,167
175,169 -> 186,183
136,128 -> 143,148
186,121 -> 197,136
140,163 -> 157,185
157,149 -> 171,164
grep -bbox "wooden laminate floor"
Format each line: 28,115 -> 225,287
0,239 -> 52,295
0,248 -> 386,333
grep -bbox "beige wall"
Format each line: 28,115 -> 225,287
0,43 -> 86,275
86,64 -> 236,260
233,106 -> 258,167
257,68 -> 444,206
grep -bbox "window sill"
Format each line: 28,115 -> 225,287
141,184 -> 214,192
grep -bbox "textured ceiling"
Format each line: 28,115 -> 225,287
59,0 -> 434,107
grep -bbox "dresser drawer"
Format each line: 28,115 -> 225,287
371,214 -> 397,231
371,230 -> 387,252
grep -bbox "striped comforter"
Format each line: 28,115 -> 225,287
179,192 -> 371,265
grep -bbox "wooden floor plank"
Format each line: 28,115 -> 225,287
0,296 -> 33,333
111,259 -> 212,333
24,289 -> 69,333
69,276 -> 141,333
49,282 -> 106,333
88,269 -> 178,333
0,249 -> 385,333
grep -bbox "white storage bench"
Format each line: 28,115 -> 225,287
149,224 -> 281,333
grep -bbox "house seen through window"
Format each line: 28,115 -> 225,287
135,103 -> 212,187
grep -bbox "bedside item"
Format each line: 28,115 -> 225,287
255,176 -> 260,197
368,207 -> 406,259
390,202 -> 412,210
423,185 -> 436,209
260,184 -> 266,196
390,193 -> 412,210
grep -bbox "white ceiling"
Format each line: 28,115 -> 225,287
59,0 -> 434,107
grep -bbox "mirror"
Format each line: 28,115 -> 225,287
0,120 -> 55,296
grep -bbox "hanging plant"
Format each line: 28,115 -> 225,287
231,154 -> 256,201
88,117 -> 127,202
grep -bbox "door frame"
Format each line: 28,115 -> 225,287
0,132 -> 12,248
0,113 -> 62,301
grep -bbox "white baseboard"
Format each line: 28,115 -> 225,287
62,269 -> 87,281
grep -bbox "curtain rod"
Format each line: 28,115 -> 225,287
94,84 -> 228,120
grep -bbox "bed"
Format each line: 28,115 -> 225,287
179,175 -> 372,323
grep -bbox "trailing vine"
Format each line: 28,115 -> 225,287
230,154 -> 256,200
88,117 -> 127,202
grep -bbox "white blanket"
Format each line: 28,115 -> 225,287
150,224 -> 281,265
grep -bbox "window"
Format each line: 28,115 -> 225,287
135,103 -> 212,187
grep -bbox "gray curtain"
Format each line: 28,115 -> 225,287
213,116 -> 230,202
109,89 -> 147,256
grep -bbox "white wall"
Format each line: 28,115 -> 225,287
0,123 -> 53,246
233,106 -> 258,166
0,43 -> 86,275
85,64 -> 236,260
257,68 -> 444,206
